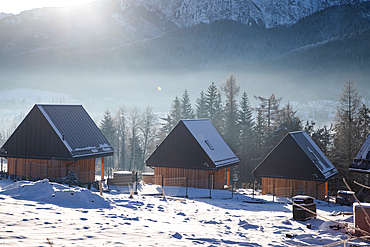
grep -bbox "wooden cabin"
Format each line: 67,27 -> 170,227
350,133 -> 370,173
0,104 -> 114,183
146,119 -> 239,190
253,131 -> 337,200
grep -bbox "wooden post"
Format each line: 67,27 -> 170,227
227,167 -> 230,188
185,177 -> 188,198
161,174 -> 164,196
101,157 -> 105,180
99,180 -> 103,196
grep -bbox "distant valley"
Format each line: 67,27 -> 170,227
0,0 -> 369,124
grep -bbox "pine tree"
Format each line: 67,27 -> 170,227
181,89 -> 195,119
274,102 -> 302,135
195,91 -> 208,119
311,124 -> 334,156
205,82 -> 218,120
236,92 -> 254,184
332,80 -> 363,182
267,102 -> 302,154
100,109 -> 116,173
212,91 -> 224,134
254,93 -> 282,131
205,82 -> 224,133
160,96 -> 181,136
220,74 -> 240,151
169,96 -> 182,126
253,109 -> 268,164
237,92 -> 254,156
356,103 -> 370,144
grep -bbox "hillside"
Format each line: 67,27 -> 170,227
0,0 -> 369,107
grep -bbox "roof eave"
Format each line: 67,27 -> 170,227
72,151 -> 114,160
349,168 -> 370,174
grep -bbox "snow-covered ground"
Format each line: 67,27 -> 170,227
0,178 -> 366,246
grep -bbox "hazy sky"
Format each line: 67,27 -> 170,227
1,0 -> 98,14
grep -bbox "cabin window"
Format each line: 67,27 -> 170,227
205,140 -> 214,150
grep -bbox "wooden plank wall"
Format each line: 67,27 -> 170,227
261,177 -> 327,200
7,158 -> 95,183
154,167 -> 225,190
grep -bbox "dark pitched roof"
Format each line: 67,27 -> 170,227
146,119 -> 239,170
253,131 -> 337,181
350,134 -> 370,173
0,104 -> 113,160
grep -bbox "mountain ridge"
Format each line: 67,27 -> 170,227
0,0 -> 369,104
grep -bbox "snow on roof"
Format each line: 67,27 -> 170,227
290,131 -> 337,180
182,119 -> 239,168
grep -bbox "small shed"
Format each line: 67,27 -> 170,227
0,104 -> 114,183
253,131 -> 337,200
350,134 -> 370,173
146,119 -> 239,189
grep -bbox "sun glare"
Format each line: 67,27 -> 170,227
2,0 -> 98,14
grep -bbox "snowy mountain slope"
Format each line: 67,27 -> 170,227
1,0 -> 369,57
118,0 -> 370,29
0,0 -> 370,103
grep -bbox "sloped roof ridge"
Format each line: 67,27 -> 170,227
182,119 -> 239,169
289,131 -> 337,179
37,104 -> 73,152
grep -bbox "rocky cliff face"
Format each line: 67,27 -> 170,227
118,0 -> 369,28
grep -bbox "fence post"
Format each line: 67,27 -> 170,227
292,186 -> 294,198
185,177 -> 188,198
135,172 -> 138,194
273,183 -> 275,202
161,174 -> 164,196
209,174 -> 212,199
45,164 -> 48,179
78,166 -> 80,182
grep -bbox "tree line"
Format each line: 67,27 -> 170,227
99,75 -> 370,189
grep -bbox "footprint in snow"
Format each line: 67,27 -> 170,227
177,212 -> 186,216
238,220 -> 259,230
172,232 -> 182,239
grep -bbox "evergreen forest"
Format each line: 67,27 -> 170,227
99,75 -> 370,191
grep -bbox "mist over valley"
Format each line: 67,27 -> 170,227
1,0 -> 370,134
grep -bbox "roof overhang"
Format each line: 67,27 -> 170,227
0,151 -> 114,161
349,158 -> 370,173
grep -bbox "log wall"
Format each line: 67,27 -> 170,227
154,167 -> 226,190
261,177 -> 328,200
7,158 -> 95,183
